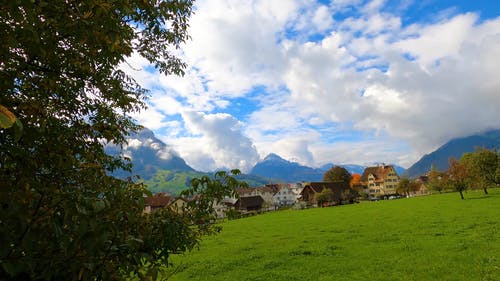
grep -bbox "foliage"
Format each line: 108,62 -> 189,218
461,148 -> 499,195
349,173 -> 361,187
427,165 -> 447,193
323,166 -> 351,185
168,189 -> 500,281
397,177 -> 421,196
181,170 -> 245,231
0,1 -> 244,280
315,188 -> 333,206
447,158 -> 468,199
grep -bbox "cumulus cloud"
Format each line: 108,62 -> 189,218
169,111 -> 260,172
122,0 -> 500,171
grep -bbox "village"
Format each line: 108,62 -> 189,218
144,164 -> 430,218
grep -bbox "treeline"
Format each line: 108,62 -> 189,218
406,148 -> 499,199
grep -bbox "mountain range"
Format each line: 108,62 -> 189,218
107,128 -> 500,193
404,130 -> 500,178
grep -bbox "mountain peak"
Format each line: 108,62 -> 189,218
263,153 -> 287,162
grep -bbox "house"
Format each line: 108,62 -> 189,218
237,186 -> 275,210
300,181 -> 357,207
234,195 -> 264,212
213,197 -> 237,218
273,184 -> 297,206
144,193 -> 173,213
361,165 -> 400,198
413,176 -> 430,196
169,197 -> 188,213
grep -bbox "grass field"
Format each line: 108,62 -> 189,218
167,189 -> 500,281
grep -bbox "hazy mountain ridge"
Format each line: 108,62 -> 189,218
404,130 -> 500,178
109,128 -> 409,193
250,153 -> 406,182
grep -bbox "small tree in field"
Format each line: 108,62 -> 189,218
427,165 -> 446,194
447,158 -> 468,199
461,148 -> 499,195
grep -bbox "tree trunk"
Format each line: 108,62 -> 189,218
459,190 -> 464,200
483,188 -> 488,195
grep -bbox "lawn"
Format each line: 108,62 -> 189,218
167,189 -> 500,281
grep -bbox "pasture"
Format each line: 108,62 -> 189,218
168,189 -> 500,281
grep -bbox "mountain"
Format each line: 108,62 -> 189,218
106,128 -> 270,194
404,130 -> 500,178
105,128 -> 194,179
250,153 -> 407,182
250,153 -> 325,182
320,163 -> 367,175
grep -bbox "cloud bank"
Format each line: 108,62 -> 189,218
120,0 -> 500,172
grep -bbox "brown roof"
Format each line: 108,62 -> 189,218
360,165 -> 396,182
305,181 -> 348,193
234,195 -> 264,209
237,187 -> 254,196
145,193 -> 173,208
300,181 -> 357,202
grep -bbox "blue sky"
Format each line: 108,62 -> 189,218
121,0 -> 500,173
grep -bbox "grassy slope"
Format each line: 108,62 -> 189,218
168,189 -> 500,281
144,170 -> 272,195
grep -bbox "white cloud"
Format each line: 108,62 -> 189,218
170,111 -> 260,172
122,0 -> 500,172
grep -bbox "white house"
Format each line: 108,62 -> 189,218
273,185 -> 297,206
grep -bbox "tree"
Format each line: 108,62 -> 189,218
323,166 -> 351,185
447,158 -> 468,199
397,177 -> 420,197
460,152 -> 484,192
315,188 -> 333,207
427,164 -> 446,194
462,148 -> 499,195
350,173 -> 361,188
0,1 -> 242,280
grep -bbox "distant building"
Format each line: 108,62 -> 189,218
234,195 -> 265,212
144,193 -> 173,213
273,184 -> 297,206
361,165 -> 400,198
237,186 -> 275,210
300,181 -> 357,207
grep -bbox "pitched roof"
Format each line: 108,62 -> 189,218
300,181 -> 357,201
360,165 -> 396,182
145,193 -> 173,208
235,195 -> 264,209
304,181 -> 348,193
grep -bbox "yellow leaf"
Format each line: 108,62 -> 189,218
0,105 -> 17,129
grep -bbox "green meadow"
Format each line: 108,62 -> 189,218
168,189 -> 500,281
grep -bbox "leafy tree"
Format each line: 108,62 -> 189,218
460,152 -> 483,192
397,177 -> 420,197
323,166 -> 351,185
447,158 -> 468,199
350,173 -> 366,198
315,188 -> 333,207
350,173 -> 361,188
427,164 -> 446,194
0,1 -> 243,280
461,148 -> 499,195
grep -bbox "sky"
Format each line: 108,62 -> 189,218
120,0 -> 500,173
